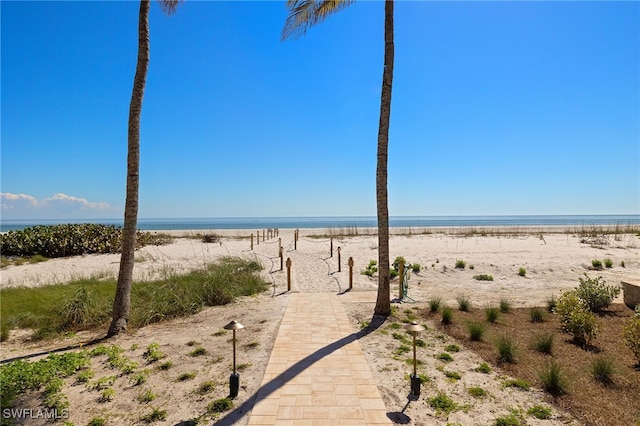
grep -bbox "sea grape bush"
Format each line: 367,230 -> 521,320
0,224 -> 171,258
554,290 -> 599,345
575,274 -> 620,312
623,305 -> 640,365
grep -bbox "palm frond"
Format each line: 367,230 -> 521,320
282,0 -> 355,41
157,0 -> 183,16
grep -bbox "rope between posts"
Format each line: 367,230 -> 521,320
300,236 -> 332,243
321,256 -> 342,294
249,251 -> 278,297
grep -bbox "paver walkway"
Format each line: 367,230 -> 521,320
247,292 -> 392,425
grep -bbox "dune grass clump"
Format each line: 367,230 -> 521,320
486,307 -> 500,323
456,295 -> 471,312
499,299 -> 511,313
468,386 -> 487,397
208,398 -> 234,413
604,258 -> 613,268
518,267 -> 526,277
428,392 -> 458,417
455,260 -> 466,269
546,295 -> 557,313
475,362 -> 491,374
141,407 -> 167,423
530,308 -> 544,323
361,260 -> 377,277
538,361 -> 568,396
496,335 -> 517,364
591,259 -> 603,270
531,332 -> 554,355
474,274 -> 494,281
468,322 -> 486,341
441,306 -> 453,325
429,298 -> 441,313
591,356 -> 615,385
527,405 -> 552,420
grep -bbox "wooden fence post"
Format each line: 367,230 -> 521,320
279,247 -> 284,271
251,233 -> 254,250
257,230 -> 260,245
348,257 -> 354,290
337,247 -> 341,272
286,257 -> 292,291
330,238 -> 333,257
398,260 -> 405,300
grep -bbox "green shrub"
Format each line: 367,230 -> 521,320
411,263 -> 421,273
538,361 -> 568,396
576,274 -> 620,312
189,347 -> 207,357
429,298 -> 441,313
1,320 -> 10,342
531,332 -> 554,355
138,389 -> 156,403
444,344 -> 460,353
99,388 -> 116,402
623,306 -> 640,365
620,260 -> 625,268
158,361 -> 173,370
486,307 -> 499,323
554,290 -> 600,345
495,413 -> 522,426
143,343 -> 163,363
444,370 -> 461,380
591,356 -> 615,384
496,335 -> 517,364
141,407 -> 167,423
441,306 -> 453,325
499,299 -> 511,313
591,258 -> 603,269
455,260 -> 466,269
438,352 -> 454,362
473,274 -> 493,281
87,417 -> 106,426
604,258 -> 613,268
503,379 -> 530,390
468,322 -> 486,341
361,260 -> 377,277
517,267 -> 526,277
530,307 -> 544,323
177,372 -> 197,381
390,269 -> 399,279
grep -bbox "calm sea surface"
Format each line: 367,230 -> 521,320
1,215 -> 639,232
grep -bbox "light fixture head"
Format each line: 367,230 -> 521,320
404,321 -> 424,333
223,320 -> 245,331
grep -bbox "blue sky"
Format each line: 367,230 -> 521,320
1,1 -> 638,220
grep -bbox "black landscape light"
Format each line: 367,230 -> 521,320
404,321 -> 425,395
223,320 -> 245,398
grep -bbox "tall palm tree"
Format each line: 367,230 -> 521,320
282,0 -> 394,316
108,0 -> 182,337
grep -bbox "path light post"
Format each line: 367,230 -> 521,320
223,320 -> 245,398
404,321 -> 425,395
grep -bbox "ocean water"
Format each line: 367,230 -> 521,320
1,215 -> 639,232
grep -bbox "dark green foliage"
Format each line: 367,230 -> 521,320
486,307 -> 499,323
468,322 -> 486,341
476,362 -> 491,374
428,392 -> 458,416
530,308 -> 544,323
362,260 -> 377,276
141,408 -> 167,423
208,398 -> 234,413
456,295 -> 470,312
0,224 -> 171,258
546,295 -> 557,312
503,379 -> 530,390
517,267 -> 526,277
499,299 -> 511,313
444,344 -> 460,353
495,413 -> 522,426
527,405 -> 552,419
591,356 -> 615,384
532,332 -> 554,355
473,274 -> 494,281
455,259 -> 466,269
468,386 -> 487,397
441,306 -> 453,325
496,335 -> 517,364
429,298 -> 441,313
576,274 -> 620,312
438,352 -> 454,362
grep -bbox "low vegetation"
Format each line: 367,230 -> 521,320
0,257 -> 268,339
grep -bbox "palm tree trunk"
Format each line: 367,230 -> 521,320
374,0 -> 394,316
108,0 -> 150,337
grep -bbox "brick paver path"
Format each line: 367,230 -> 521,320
247,293 -> 392,425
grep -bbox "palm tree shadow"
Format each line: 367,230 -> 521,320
213,314 -> 388,425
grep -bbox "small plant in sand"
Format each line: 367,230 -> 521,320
89,375 -> 117,391
411,263 -> 421,273
197,381 -> 216,394
99,388 -> 116,402
158,361 -> 173,370
87,417 -> 106,426
468,322 -> 486,341
591,259 -> 603,270
473,274 -> 494,281
438,352 -> 454,362
591,356 -> 615,385
131,369 -> 150,386
499,299 -> 511,313
496,335 -> 517,364
443,370 -> 461,380
456,295 -> 470,312
503,379 -> 530,390
620,260 -> 625,268
517,267 -> 526,277
189,347 -> 208,357
527,405 -> 552,420
546,295 -> 557,312
604,258 -> 613,268
475,362 -> 491,374
143,342 -> 164,363
76,369 -> 95,383
486,307 -> 499,323
623,306 -> 640,365
531,332 -> 554,355
141,407 -> 167,423
441,306 -> 453,325
208,398 -> 234,413
468,386 -> 487,398
444,344 -> 460,353
177,372 -> 197,381
495,413 -> 523,426
361,260 -> 377,277
138,389 -> 157,403
538,361 -> 568,396
429,298 -> 441,313
428,391 -> 458,417
455,260 -> 466,269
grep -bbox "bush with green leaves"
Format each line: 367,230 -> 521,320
473,274 -> 493,281
623,305 -> 640,365
517,267 -> 526,277
361,260 -> 377,277
0,224 -> 171,258
554,290 -> 600,345
455,260 -> 466,269
468,322 -> 486,341
575,274 -> 620,312
428,391 -> 458,417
